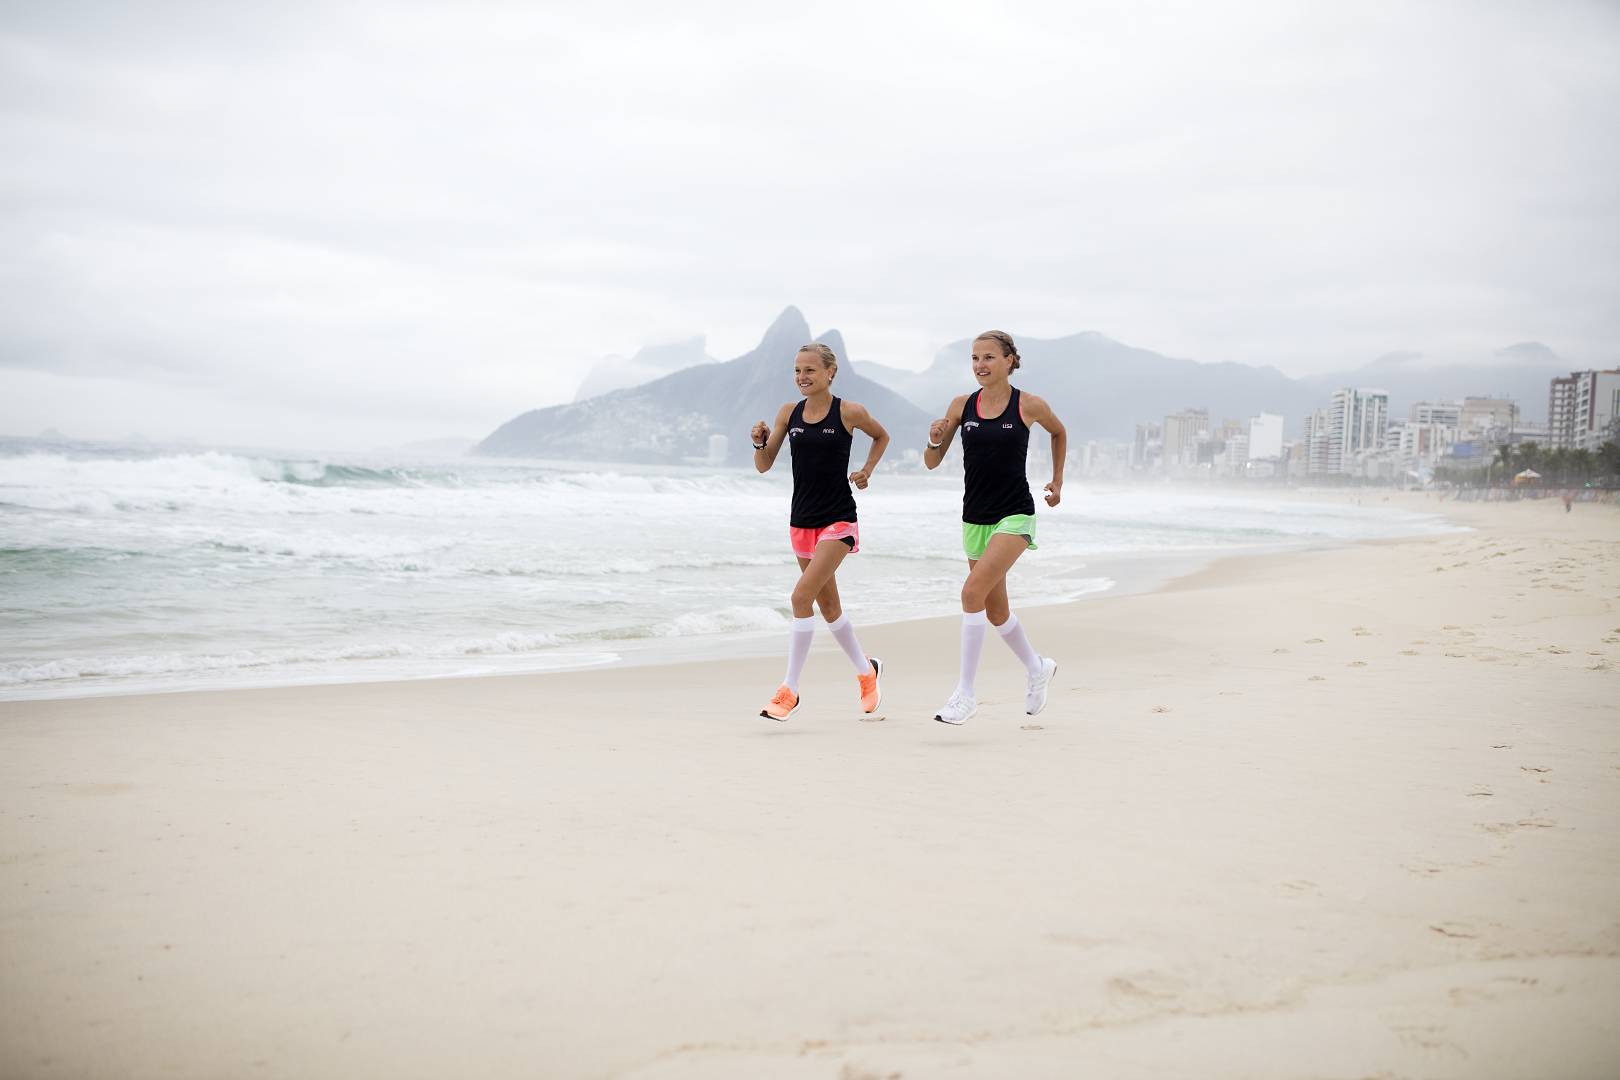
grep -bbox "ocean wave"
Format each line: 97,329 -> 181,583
652,604 -> 789,637
0,630 -> 571,687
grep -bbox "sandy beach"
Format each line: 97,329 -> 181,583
2,492 -> 1616,1079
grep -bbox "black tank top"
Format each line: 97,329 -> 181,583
960,387 -> 1035,524
788,397 -> 858,529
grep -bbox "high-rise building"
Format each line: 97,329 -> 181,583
1577,372 -> 1620,451
1132,421 -> 1161,469
1326,388 -> 1388,474
1549,371 -> 1620,450
1302,408 -> 1332,475
1248,413 -> 1284,460
1162,410 -> 1206,471
1549,375 -> 1579,448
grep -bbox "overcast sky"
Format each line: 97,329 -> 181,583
2,1 -> 1617,448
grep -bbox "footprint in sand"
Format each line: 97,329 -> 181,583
1278,879 -> 1320,895
1348,661 -> 1368,667
1308,675 -> 1326,681
1430,922 -> 1480,939
1272,647 -> 1291,654
1352,626 -> 1373,636
1442,624 -> 1462,630
1150,705 -> 1171,714
1108,971 -> 1187,1001
1466,789 -> 1493,798
858,716 -> 887,723
1444,652 -> 1467,658
1491,744 -> 1512,749
1216,690 -> 1242,696
1449,976 -> 1540,1005
1519,766 -> 1551,774
1020,724 -> 1044,731
838,1065 -> 902,1080
1543,645 -> 1569,654
1482,819 -> 1558,835
1399,649 -> 1420,656
1411,639 -> 1430,645
1304,638 -> 1324,644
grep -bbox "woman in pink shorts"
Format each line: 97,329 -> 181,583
749,343 -> 890,721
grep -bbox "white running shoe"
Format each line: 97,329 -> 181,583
1025,657 -> 1058,715
934,689 -> 977,725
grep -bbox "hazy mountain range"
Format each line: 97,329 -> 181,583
477,308 -> 931,464
865,337 -> 1566,439
572,337 -> 713,402
477,309 -> 1572,461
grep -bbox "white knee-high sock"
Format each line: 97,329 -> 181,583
783,616 -> 816,692
957,610 -> 989,696
994,613 -> 1044,676
824,614 -> 873,676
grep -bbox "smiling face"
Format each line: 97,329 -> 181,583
970,337 -> 1016,387
795,347 -> 835,397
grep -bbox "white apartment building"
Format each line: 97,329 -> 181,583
1577,372 -> 1620,451
1302,409 -> 1332,475
1460,397 -> 1518,437
1162,410 -> 1206,471
1411,401 -> 1462,427
1326,387 -> 1389,474
1549,370 -> 1620,450
1248,412 -> 1284,460
1386,418 -> 1459,470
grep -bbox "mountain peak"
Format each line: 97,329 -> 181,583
1494,342 -> 1560,366
814,328 -> 850,368
763,305 -> 811,341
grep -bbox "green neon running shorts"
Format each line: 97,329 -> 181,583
962,514 -> 1037,560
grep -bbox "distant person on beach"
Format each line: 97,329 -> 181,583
923,330 -> 1066,725
1563,490 -> 1574,512
750,343 -> 891,721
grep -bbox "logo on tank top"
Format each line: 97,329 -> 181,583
963,420 -> 980,431
789,427 -> 804,437
1003,423 -> 1015,429
822,428 -> 835,434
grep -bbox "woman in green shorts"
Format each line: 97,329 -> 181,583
922,330 -> 1067,725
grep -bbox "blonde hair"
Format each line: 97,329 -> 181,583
973,330 -> 1021,371
797,342 -> 838,381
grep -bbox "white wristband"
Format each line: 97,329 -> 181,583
926,441 -> 942,450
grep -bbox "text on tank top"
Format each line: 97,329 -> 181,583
960,387 -> 1035,524
788,396 -> 858,529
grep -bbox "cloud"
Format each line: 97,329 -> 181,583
2,0 -> 1617,446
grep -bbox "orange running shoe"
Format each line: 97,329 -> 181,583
760,685 -> 800,721
857,657 -> 883,714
